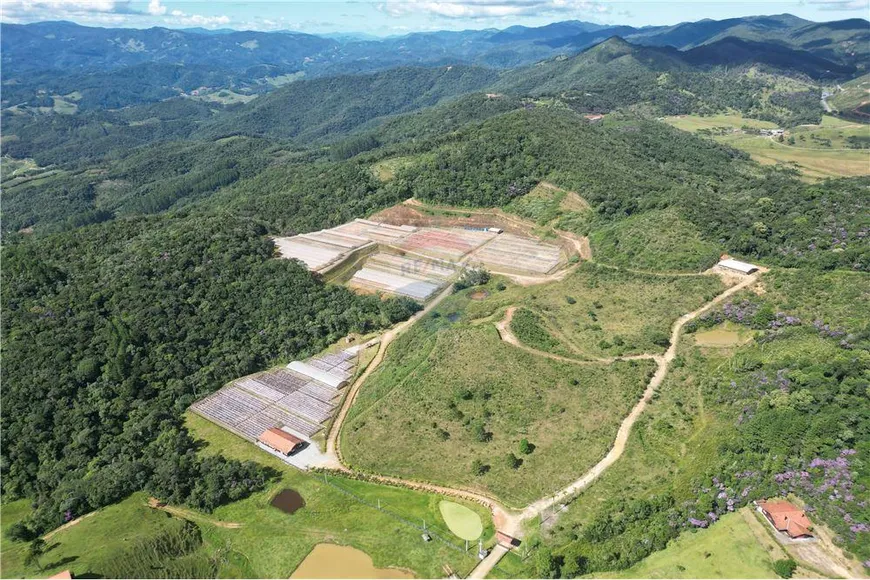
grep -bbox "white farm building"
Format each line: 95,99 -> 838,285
717,258 -> 759,274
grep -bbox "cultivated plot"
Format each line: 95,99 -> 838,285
191,348 -> 359,443
348,252 -> 457,301
471,233 -> 562,275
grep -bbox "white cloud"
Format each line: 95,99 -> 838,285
378,0 -> 609,19
163,7 -> 229,27
807,0 -> 869,9
1,0 -> 138,23
146,0 -> 165,16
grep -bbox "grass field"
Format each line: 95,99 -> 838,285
663,113 -> 777,132
663,113 -> 870,179
588,209 -> 721,273
505,182 -> 589,226
341,288 -> 654,506
185,413 -> 495,578
463,264 -> 726,360
371,156 -> 421,182
599,510 -> 778,578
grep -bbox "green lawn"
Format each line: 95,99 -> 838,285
600,510 -> 777,578
341,288 -> 654,506
2,415 -> 495,579
662,113 -> 869,179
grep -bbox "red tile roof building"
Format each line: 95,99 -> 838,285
258,428 -> 303,455
757,499 -> 814,539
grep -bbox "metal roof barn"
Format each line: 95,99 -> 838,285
717,259 -> 759,274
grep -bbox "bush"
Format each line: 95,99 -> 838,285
454,268 -> 491,291
519,438 -> 532,454
773,559 -> 797,578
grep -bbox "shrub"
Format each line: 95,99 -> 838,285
773,559 -> 797,578
519,438 -> 533,454
454,268 -> 491,291
566,296 -> 577,304
505,452 -> 522,469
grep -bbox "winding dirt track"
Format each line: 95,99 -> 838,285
325,259 -> 761,577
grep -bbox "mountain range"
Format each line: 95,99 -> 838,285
3,14 -> 867,78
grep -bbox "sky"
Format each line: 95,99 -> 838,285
1,0 -> 868,35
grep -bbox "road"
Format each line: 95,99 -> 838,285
322,243 -> 762,577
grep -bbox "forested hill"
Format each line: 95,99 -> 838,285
197,65 -> 500,141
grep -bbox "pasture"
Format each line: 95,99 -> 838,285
187,412 -> 495,578
600,510 -> 777,578
341,288 -> 654,506
663,113 -> 869,179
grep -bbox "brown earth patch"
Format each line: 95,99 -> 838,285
469,290 -> 490,301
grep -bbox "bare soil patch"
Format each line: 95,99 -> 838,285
469,290 -> 490,301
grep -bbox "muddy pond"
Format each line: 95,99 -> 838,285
270,489 -> 305,515
290,543 -> 414,579
694,323 -> 754,347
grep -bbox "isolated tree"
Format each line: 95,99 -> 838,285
25,538 -> 47,571
505,452 -> 521,470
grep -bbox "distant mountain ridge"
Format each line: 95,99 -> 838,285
2,14 -> 867,78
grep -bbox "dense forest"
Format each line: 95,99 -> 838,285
1,214 -> 419,536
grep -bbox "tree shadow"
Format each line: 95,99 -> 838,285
42,555 -> 78,570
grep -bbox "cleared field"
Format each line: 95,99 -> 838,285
397,227 -> 496,261
664,113 -> 778,132
341,291 -> 653,506
600,510 -> 777,578
471,233 -> 562,275
463,264 -> 727,360
663,113 -> 869,179
717,133 -> 869,179
191,348 -> 358,442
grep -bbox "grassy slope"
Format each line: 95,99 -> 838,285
1,494 -> 186,579
599,509 -> 777,578
543,267 -> 869,577
341,287 -> 653,506
589,209 -> 722,273
185,413 -> 495,579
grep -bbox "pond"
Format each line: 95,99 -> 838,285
694,323 -> 753,347
290,543 -> 414,579
270,489 -> 305,515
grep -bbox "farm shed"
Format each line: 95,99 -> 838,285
287,361 -> 348,389
717,258 -> 759,274
756,499 -> 813,539
259,428 -> 304,455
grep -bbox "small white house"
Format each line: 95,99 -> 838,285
487,227 -> 504,234
717,258 -> 759,274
